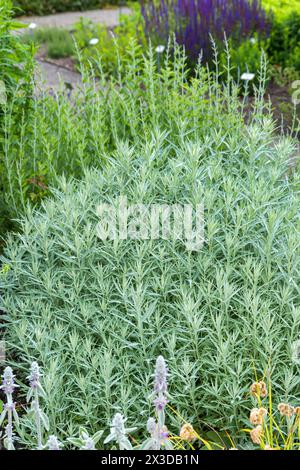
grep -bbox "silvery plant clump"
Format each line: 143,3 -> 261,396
0,356 -> 174,450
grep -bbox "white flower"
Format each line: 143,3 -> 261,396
241,73 -> 255,81
28,23 -> 37,30
250,37 -> 257,45
155,45 -> 165,54
89,38 -> 99,46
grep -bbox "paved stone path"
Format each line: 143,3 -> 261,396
23,8 -> 131,91
35,60 -> 82,91
20,7 -> 131,30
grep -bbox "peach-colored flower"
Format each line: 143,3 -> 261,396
294,407 -> 300,417
179,423 -> 198,442
278,403 -> 294,417
250,407 -> 268,425
250,381 -> 267,398
250,425 -> 263,445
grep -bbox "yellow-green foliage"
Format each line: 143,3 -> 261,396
263,0 -> 300,18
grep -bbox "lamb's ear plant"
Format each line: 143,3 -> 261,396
45,435 -> 63,450
67,427 -> 104,450
26,362 -> 49,449
140,356 -> 173,450
104,413 -> 136,450
0,367 -> 19,450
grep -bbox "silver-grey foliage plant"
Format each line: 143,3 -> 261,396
0,40 -> 299,442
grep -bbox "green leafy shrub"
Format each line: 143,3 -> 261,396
23,27 -> 75,59
269,65 -> 299,89
73,7 -> 145,76
1,43 -> 299,439
0,0 -> 34,242
267,12 -> 300,72
14,0 -> 126,16
220,37 -> 263,86
262,0 -> 300,18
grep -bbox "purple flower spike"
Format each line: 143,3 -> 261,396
141,0 -> 272,63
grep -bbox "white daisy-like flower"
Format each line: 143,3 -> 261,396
241,72 -> 255,81
250,37 -> 257,45
28,23 -> 37,30
155,45 -> 165,54
89,38 -> 99,46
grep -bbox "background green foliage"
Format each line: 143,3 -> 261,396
24,26 -> 75,58
14,0 -> 127,16
73,7 -> 145,75
263,0 -> 300,18
14,0 -> 300,19
20,1 -> 300,87
267,12 -> 300,71
220,37 -> 262,84
0,0 -> 34,244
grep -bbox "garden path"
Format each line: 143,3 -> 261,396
35,59 -> 82,91
19,7 -> 131,30
22,7 -> 131,90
